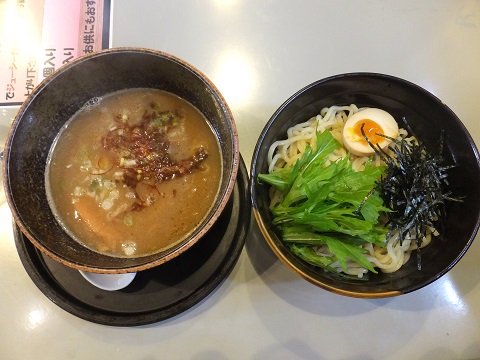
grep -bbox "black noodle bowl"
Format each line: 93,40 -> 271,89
250,72 -> 480,298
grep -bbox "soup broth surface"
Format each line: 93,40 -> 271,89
46,88 -> 222,257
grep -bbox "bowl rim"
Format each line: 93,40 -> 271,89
3,47 -> 240,273
250,71 -> 480,298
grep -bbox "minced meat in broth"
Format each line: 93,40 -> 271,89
46,88 -> 222,257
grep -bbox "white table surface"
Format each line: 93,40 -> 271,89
2,1 -> 480,359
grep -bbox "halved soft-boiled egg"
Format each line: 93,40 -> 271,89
342,108 -> 399,157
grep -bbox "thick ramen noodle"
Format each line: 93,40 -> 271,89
265,104 -> 435,278
46,88 -> 222,257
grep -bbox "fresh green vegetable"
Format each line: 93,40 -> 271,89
258,130 -> 389,277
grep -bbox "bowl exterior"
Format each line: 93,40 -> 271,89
3,48 -> 239,273
250,72 -> 480,297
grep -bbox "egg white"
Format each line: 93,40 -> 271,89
342,108 -> 399,157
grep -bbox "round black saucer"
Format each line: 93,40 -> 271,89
14,156 -> 250,327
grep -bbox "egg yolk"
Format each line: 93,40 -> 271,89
352,119 -> 384,145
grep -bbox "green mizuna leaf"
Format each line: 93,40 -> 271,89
321,236 -> 377,273
258,130 -> 388,278
288,244 -> 369,280
288,243 -> 337,273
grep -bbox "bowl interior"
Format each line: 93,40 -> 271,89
4,48 -> 238,273
251,73 -> 480,297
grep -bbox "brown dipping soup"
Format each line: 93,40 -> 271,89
46,88 -> 222,257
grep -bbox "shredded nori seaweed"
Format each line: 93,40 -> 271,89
361,120 -> 462,270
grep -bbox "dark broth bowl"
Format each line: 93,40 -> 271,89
3,48 -> 239,274
250,72 -> 480,298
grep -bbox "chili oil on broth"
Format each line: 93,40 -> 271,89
46,88 -> 222,258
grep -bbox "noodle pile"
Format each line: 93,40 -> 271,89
266,104 -> 435,277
